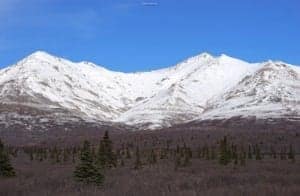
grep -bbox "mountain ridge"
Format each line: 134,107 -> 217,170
0,51 -> 299,130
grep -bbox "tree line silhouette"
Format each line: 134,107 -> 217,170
0,133 -> 297,185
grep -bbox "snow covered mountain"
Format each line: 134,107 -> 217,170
115,54 -> 256,128
0,51 -> 299,130
199,61 -> 300,120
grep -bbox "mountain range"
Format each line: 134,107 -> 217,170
0,51 -> 299,131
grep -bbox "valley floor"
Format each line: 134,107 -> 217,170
1,127 -> 300,196
1,156 -> 300,196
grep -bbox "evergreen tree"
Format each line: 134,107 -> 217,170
180,146 -> 190,167
38,148 -> 44,162
232,145 -> 238,164
126,147 -> 131,159
74,140 -> 104,185
187,147 -> 193,159
8,147 -> 18,158
43,148 -> 48,160
49,147 -> 55,163
34,147 -> 40,161
29,150 -> 34,161
56,148 -> 61,163
210,146 -> 216,160
96,131 -> 117,169
197,146 -> 202,159
288,144 -> 295,163
0,139 -> 16,177
182,146 -> 192,166
234,153 -> 238,165
134,146 -> 142,170
255,144 -> 262,160
148,149 -> 157,165
72,147 -> 77,163
63,148 -> 69,163
50,146 -> 61,163
180,144 -> 185,158
182,153 -> 191,167
248,145 -> 252,159
120,158 -> 125,167
160,148 -> 167,159
219,136 -> 231,165
270,146 -> 277,159
280,147 -> 287,160
174,154 -> 181,171
91,146 -> 96,158
205,146 -> 210,160
176,145 -> 180,155
239,151 -> 246,166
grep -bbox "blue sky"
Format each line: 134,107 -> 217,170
0,0 -> 299,72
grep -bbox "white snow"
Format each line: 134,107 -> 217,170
199,61 -> 300,120
0,51 -> 299,129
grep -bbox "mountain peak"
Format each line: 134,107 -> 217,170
181,52 -> 214,65
21,51 -> 66,67
20,51 -> 83,69
1,50 -> 299,130
28,50 -> 55,59
186,52 -> 246,65
219,53 -> 234,59
198,52 -> 213,58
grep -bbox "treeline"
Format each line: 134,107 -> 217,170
0,133 -> 297,186
0,139 -> 16,177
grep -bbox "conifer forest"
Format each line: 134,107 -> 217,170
0,127 -> 299,196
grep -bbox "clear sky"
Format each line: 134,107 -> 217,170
0,0 -> 299,72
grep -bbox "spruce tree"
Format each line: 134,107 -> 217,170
176,145 -> 180,155
72,147 -> 77,163
182,146 -> 192,166
96,131 -> 117,169
38,148 -> 44,162
29,150 -> 34,161
43,148 -> 48,160
182,153 -> 191,167
248,145 -> 252,159
63,148 -> 69,163
219,136 -> 231,165
74,140 -> 104,185
120,158 -> 125,167
210,146 -> 216,160
56,148 -> 61,163
160,148 -> 168,159
270,146 -> 277,159
255,144 -> 262,160
197,146 -> 202,159
126,147 -> 131,159
232,145 -> 238,164
205,146 -> 210,160
288,144 -> 295,163
0,139 -> 16,177
280,148 -> 287,160
234,153 -> 238,165
148,149 -> 157,165
134,146 -> 142,169
239,151 -> 246,166
174,154 -> 181,171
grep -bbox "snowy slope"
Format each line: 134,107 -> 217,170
115,54 -> 256,128
0,51 -> 125,120
0,51 -> 170,121
200,61 -> 300,120
0,51 -> 299,130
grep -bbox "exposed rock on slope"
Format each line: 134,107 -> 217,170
0,51 -> 299,130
